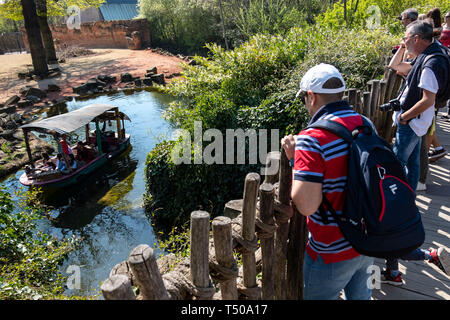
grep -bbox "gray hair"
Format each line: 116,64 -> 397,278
402,8 -> 418,21
406,20 -> 433,42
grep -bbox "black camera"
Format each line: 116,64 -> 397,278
379,99 -> 401,112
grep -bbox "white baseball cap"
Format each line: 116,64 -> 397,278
296,63 -> 345,97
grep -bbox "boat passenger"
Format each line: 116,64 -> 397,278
40,152 -> 56,170
59,134 -> 73,155
56,153 -> 66,171
75,141 -> 94,165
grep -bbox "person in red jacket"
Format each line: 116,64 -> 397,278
59,134 -> 73,155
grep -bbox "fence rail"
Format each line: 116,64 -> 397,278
101,64 -> 404,300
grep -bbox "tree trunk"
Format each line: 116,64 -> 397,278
20,0 -> 48,76
36,0 -> 58,64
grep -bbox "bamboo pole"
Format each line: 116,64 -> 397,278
274,148 -> 293,300
240,172 -> 260,299
258,183 -> 275,300
128,244 -> 169,300
263,151 -> 280,185
212,216 -> 238,300
190,210 -> 214,300
101,274 -> 136,300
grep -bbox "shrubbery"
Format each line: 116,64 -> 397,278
316,0 -> 450,33
137,0 -> 332,54
144,25 -> 398,229
0,187 -> 82,300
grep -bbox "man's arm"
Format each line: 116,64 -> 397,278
399,88 -> 436,123
388,46 -> 412,76
291,180 -> 322,216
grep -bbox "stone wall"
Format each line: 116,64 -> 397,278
22,19 -> 151,51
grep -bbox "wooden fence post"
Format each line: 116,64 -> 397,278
240,172 -> 260,299
128,244 -> 169,300
274,148 -> 293,300
212,216 -> 238,300
190,210 -> 215,300
263,151 -> 280,185
258,183 -> 276,300
362,91 -> 371,117
101,274 -> 136,300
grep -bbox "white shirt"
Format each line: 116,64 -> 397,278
393,67 -> 438,136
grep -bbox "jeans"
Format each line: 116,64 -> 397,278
393,123 -> 422,191
303,253 -> 374,300
386,249 -> 428,271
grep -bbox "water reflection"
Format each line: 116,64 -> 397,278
47,147 -> 138,229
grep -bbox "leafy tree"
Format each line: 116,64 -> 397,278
0,0 -> 105,66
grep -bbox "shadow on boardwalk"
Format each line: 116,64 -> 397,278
372,111 -> 450,300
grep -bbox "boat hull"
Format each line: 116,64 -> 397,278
20,138 -> 131,188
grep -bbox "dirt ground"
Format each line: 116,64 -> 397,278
0,48 -> 185,103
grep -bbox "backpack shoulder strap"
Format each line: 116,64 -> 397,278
306,119 -> 353,144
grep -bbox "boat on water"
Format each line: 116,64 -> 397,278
19,104 -> 131,188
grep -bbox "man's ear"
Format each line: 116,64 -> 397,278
308,90 -> 316,106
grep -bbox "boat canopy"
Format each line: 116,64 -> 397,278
20,104 -> 130,135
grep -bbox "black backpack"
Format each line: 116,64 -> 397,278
307,117 -> 425,259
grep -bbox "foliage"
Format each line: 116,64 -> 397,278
0,187 -> 82,300
316,0 -> 450,33
138,0 -> 220,54
137,0 -> 335,54
144,140 -> 256,231
0,0 -> 106,21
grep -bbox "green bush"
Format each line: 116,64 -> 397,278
138,0 -> 221,54
144,140 -> 257,232
316,0 -> 450,32
0,187 -> 83,300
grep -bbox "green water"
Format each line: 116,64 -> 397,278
1,90 -> 176,297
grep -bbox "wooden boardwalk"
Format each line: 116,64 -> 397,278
371,111 -> 450,300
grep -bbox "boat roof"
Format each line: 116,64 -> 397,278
20,104 -> 129,135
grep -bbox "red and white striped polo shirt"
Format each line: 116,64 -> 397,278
294,100 -> 366,264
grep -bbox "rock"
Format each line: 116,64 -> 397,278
150,73 -> 165,85
3,118 -> 17,130
142,77 -> 153,86
25,95 -> 40,103
25,87 -> 47,99
18,71 -> 29,79
120,73 -> 133,83
19,86 -> 33,95
134,78 -> 142,87
98,74 -> 116,83
146,67 -> 157,75
0,129 -> 15,141
73,84 -> 88,95
47,84 -> 61,92
0,105 -> 16,114
17,100 -> 33,108
5,95 -> 20,106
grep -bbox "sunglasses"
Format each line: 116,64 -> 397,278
297,90 -> 307,104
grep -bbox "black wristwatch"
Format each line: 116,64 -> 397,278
289,158 -> 295,167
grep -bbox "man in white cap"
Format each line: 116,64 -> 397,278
281,63 -> 375,300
